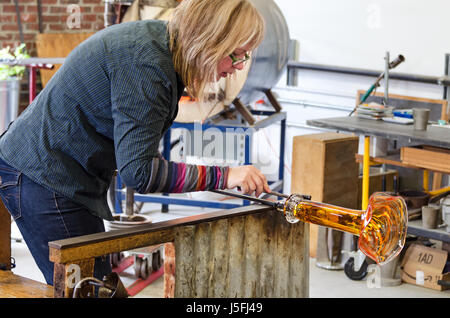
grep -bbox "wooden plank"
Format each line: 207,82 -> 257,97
163,242 -> 175,298
193,222 -> 211,297
49,205 -> 271,263
174,226 -> 195,298
273,210 -> 292,297
226,215 -> 245,297
355,153 -> 418,169
242,214 -> 261,297
401,145 -> 450,174
265,89 -> 282,112
208,219 -> 229,298
50,229 -> 175,264
49,205 -> 270,250
257,210 -> 276,297
53,258 -> 94,298
232,98 -> 256,125
0,271 -> 53,298
288,221 -> 309,298
0,200 -> 11,270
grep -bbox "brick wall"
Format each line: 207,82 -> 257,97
1,0 -> 106,56
1,0 -> 107,112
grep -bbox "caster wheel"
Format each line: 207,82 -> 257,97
140,257 -> 149,280
134,256 -> 143,278
344,257 -> 369,281
111,252 -> 123,268
152,250 -> 162,271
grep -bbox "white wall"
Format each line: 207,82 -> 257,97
268,0 -> 450,193
275,0 -> 450,76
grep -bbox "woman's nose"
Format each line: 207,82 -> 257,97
233,62 -> 245,71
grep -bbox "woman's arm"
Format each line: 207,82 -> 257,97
111,61 -> 229,194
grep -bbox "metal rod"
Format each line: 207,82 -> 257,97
211,189 -> 278,207
384,51 -> 390,105
268,191 -> 289,199
287,61 -> 450,86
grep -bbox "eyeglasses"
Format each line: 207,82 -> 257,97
229,52 -> 250,67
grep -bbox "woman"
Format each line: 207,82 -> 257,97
0,0 -> 268,285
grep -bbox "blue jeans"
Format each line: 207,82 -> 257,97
0,157 -> 111,285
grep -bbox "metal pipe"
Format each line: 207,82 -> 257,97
444,54 -> 450,105
384,51 -> 390,105
287,61 -> 450,86
276,98 -> 353,112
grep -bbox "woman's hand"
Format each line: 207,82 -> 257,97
226,165 -> 271,197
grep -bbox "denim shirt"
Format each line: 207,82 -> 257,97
0,20 -> 185,221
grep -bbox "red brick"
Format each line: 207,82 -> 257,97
46,23 -> 64,31
41,0 -> 58,4
82,14 -> 97,22
21,13 -> 37,23
79,22 -> 92,29
2,24 -> 19,31
23,33 -> 35,40
0,33 -> 13,41
25,23 -> 40,31
0,14 -> 14,23
82,0 -> 102,4
42,15 -> 61,22
3,5 -> 25,12
59,0 -> 81,4
91,5 -> 104,13
26,5 -> 49,13
49,6 -> 66,14
1,41 -> 19,48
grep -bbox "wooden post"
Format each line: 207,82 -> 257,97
265,89 -> 283,112
232,98 -> 256,125
53,258 -> 95,298
0,200 -> 11,270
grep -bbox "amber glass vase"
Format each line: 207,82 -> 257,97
278,192 -> 408,265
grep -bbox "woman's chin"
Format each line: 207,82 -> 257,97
217,72 -> 228,80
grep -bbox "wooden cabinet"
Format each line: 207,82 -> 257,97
291,132 -> 359,257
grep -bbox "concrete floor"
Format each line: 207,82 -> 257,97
9,198 -> 450,298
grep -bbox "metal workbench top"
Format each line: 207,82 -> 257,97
306,116 -> 450,149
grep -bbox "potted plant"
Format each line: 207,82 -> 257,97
0,43 -> 30,133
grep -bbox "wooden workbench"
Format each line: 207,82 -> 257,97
49,205 -> 309,298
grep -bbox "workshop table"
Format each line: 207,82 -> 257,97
306,116 -> 450,242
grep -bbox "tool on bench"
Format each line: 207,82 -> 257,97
212,189 -> 408,266
349,54 -> 405,116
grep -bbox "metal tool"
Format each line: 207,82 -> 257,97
211,189 -> 311,207
349,54 -> 405,116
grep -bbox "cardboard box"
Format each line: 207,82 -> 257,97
401,244 -> 450,291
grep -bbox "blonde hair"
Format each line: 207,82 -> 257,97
168,0 -> 265,101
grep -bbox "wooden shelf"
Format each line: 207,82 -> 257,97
355,153 -> 450,174
355,153 -> 419,169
